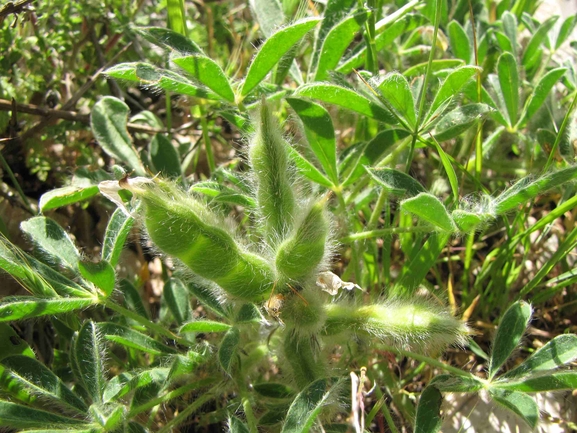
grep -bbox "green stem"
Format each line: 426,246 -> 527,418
341,225 -> 433,243
544,91 -> 577,171
200,107 -> 216,174
240,386 -> 258,433
381,344 -> 483,380
158,389 -> 216,433
103,300 -> 192,347
128,377 -> 215,418
0,151 -> 34,214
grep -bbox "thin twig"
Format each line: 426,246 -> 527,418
0,98 -> 164,135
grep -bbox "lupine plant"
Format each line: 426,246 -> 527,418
1,0 -> 577,431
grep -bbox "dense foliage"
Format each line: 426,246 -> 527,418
0,0 -> 576,431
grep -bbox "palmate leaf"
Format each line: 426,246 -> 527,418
502,334 -> 577,379
401,193 -> 456,232
98,322 -> 178,355
0,297 -> 95,322
75,321 -> 106,404
313,10 -> 370,81
414,386 -> 442,433
0,324 -> 35,361
287,98 -> 338,185
495,372 -> 577,392
173,55 -> 235,103
91,97 -> 146,176
366,167 -> 425,197
135,27 -> 202,54
163,278 -> 192,326
218,326 -> 240,373
0,355 -> 87,413
286,146 -> 333,188
241,18 -> 320,96
497,53 -> 519,127
148,134 -> 183,179
281,377 -> 344,433
0,401 -> 88,429
296,83 -> 395,124
102,208 -> 135,268
20,217 -> 80,272
489,389 -> 539,428
489,301 -> 532,380
377,72 -> 416,129
180,320 -> 232,334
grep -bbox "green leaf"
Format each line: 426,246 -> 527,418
555,14 -> 577,50
253,382 -> 295,398
414,386 -> 442,433
401,193 -> 456,232
102,208 -> 134,268
157,69 -> 217,99
173,55 -> 235,103
489,301 -> 532,380
494,166 -> 577,214
91,97 -> 145,176
78,260 -> 115,297
497,52 -> 519,126
314,10 -> 370,81
75,321 -> 106,404
502,11 -> 518,55
190,181 -> 257,208
282,377 -> 344,433
489,389 -> 539,428
366,167 -> 425,197
337,13 -> 425,74
249,0 -> 284,37
98,322 -> 177,355
0,324 -> 34,360
0,401 -> 88,429
394,232 -> 451,296
522,17 -> 558,71
235,303 -> 262,323
519,67 -> 566,126
163,278 -> 192,326
20,217 -> 80,272
241,18 -> 320,96
286,146 -> 334,188
0,355 -> 87,413
428,66 -> 480,118
103,369 -> 169,402
119,279 -> 149,319
296,83 -> 394,123
377,72 -> 416,128
218,327 -> 240,373
180,320 -> 232,333
229,416 -> 250,433
429,374 -> 484,392
186,281 -> 229,318
403,59 -> 464,78
148,134 -> 183,178
310,0 -> 356,72
0,297 -> 95,322
135,27 -> 202,54
502,334 -> 577,379
495,372 -> 577,392
452,210 -> 488,232
447,20 -> 471,62
430,139 -> 459,203
0,239 -> 87,298
39,185 -> 100,212
287,98 -> 338,184
433,103 -> 493,141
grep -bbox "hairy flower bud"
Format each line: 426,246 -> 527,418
275,199 -> 329,282
323,299 -> 469,353
100,178 -> 276,302
249,103 -> 295,243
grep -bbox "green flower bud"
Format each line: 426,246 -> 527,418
275,199 -> 329,282
323,299 -> 469,353
249,102 -> 295,243
108,178 -> 276,302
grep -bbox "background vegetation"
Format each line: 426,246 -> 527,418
0,0 -> 576,431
